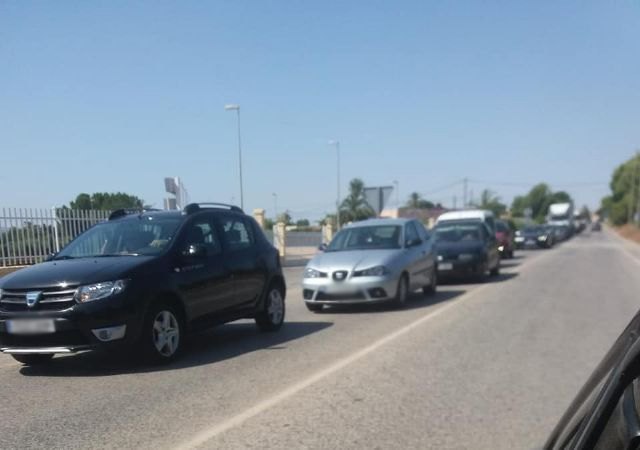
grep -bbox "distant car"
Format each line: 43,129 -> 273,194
550,224 -> 572,242
495,220 -> 515,259
433,220 -> 500,280
545,309 -> 640,449
302,218 -> 437,311
514,225 -> 554,249
591,221 -> 602,232
0,203 -> 286,366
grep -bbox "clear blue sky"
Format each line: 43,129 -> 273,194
2,1 -> 639,220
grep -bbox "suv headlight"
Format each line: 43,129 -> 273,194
304,268 -> 323,278
356,266 -> 389,277
75,280 -> 128,303
538,235 -> 547,241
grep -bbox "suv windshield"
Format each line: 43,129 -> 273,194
434,222 -> 484,243
55,217 -> 183,259
326,225 -> 401,251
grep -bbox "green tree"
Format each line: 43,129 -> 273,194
600,153 -> 640,225
405,192 -> 435,209
510,183 -> 573,223
473,189 -> 507,217
276,211 -> 292,225
69,192 -> 144,210
340,178 -> 375,222
296,219 -> 310,227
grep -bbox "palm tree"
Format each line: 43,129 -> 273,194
340,178 -> 375,222
405,192 -> 434,209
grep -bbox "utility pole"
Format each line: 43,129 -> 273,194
453,195 -> 457,210
462,178 -> 468,209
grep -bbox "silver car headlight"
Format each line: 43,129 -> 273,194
355,266 -> 389,277
304,268 -> 323,278
75,280 -> 128,303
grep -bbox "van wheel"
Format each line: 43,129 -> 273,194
142,303 -> 183,364
490,263 -> 500,277
11,354 -> 54,366
256,284 -> 285,332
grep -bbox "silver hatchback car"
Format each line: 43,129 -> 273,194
302,218 -> 437,311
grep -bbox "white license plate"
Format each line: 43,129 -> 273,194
7,319 -> 55,335
439,262 -> 453,271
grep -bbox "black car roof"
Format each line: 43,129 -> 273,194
108,203 -> 246,222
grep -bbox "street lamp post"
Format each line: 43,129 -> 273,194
329,140 -> 341,230
272,192 -> 278,222
224,104 -> 244,210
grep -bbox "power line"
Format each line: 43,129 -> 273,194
467,178 -> 608,188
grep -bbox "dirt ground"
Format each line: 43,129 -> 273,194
616,224 -> 640,245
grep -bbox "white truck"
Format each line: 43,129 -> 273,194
547,202 -> 574,229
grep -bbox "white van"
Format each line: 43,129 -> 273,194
435,210 -> 496,234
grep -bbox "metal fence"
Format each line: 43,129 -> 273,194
286,231 -> 323,247
0,208 -> 110,266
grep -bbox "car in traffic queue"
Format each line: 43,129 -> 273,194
302,218 -> 437,311
0,203 -> 286,366
495,219 -> 515,259
545,307 -> 640,449
591,221 -> 602,232
514,225 -> 555,249
550,224 -> 573,242
432,219 -> 501,281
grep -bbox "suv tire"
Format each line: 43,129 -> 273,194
141,302 -> 183,364
256,284 -> 285,332
11,354 -> 54,366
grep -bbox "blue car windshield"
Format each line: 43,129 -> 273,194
326,225 -> 402,251
55,217 -> 183,259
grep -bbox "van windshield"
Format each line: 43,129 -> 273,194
55,217 -> 183,259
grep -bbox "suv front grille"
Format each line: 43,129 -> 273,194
0,287 -> 78,312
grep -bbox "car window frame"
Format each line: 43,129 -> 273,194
404,222 -> 420,247
178,213 -> 222,257
216,213 -> 256,254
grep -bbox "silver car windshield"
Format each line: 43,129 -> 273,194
326,225 -> 402,252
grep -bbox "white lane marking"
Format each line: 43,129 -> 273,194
177,250 -> 555,450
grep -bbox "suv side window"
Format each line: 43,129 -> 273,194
183,217 -> 221,255
405,222 -> 419,246
220,216 -> 254,252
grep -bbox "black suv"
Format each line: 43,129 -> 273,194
0,203 -> 286,365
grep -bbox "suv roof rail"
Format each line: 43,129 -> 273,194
183,203 -> 244,215
108,208 -> 162,220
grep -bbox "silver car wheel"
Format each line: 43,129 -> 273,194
153,310 -> 180,357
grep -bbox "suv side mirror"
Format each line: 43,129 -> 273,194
45,252 -> 57,262
183,243 -> 207,258
318,243 -> 328,252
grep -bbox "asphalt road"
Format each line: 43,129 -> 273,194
1,229 -> 640,449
